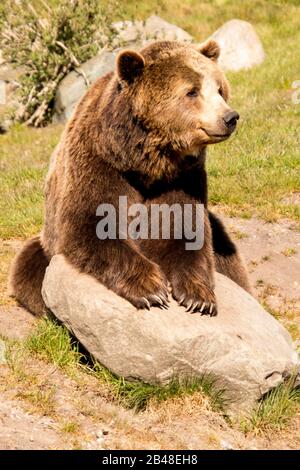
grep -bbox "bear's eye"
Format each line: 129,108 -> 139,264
187,88 -> 199,98
218,86 -> 224,97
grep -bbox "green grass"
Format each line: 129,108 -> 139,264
0,126 -> 61,239
0,124 -> 62,238
241,376 -> 300,432
25,317 -> 83,368
0,1 -> 299,239
4,336 -> 57,415
89,360 -> 225,412
23,317 -> 225,412
60,421 -> 80,434
0,241 -> 16,305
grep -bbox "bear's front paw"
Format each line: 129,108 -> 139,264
123,263 -> 169,310
172,275 -> 217,316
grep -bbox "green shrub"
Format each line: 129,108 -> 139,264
0,0 -> 118,126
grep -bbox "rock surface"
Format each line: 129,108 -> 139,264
42,255 -> 299,411
53,49 -> 118,123
111,15 -> 193,47
210,19 -> 265,71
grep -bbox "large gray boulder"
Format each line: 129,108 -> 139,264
53,50 -> 118,123
42,255 -> 299,412
210,19 -> 265,71
111,15 -> 193,47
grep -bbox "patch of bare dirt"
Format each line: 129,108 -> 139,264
221,215 -> 300,338
281,192 -> 300,207
0,305 -> 37,340
0,392 -> 59,450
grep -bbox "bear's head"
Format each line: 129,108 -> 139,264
116,40 -> 239,156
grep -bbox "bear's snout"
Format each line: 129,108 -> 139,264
223,110 -> 239,133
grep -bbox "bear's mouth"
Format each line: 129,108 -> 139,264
200,128 -> 231,141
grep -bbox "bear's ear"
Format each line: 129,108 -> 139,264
117,50 -> 145,84
197,39 -> 220,62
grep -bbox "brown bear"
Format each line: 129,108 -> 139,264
10,39 -> 252,317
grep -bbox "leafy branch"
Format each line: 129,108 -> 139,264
0,0 -> 118,126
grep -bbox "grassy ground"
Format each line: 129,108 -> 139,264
0,125 -> 62,239
22,318 -> 226,412
2,316 -> 299,445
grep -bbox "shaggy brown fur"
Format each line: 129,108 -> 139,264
9,237 -> 49,316
10,39 -> 251,316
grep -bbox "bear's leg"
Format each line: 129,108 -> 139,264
141,193 -> 216,315
9,237 -> 49,316
208,211 -> 252,294
59,211 -> 169,310
166,211 -> 217,315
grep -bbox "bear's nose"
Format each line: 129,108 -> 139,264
223,110 -> 240,130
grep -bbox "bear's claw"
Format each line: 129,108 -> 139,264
132,291 -> 169,310
171,276 -> 217,316
184,299 -> 217,316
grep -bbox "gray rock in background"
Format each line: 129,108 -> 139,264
210,19 -> 265,71
53,49 -> 118,123
42,255 -> 299,412
111,14 -> 193,47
